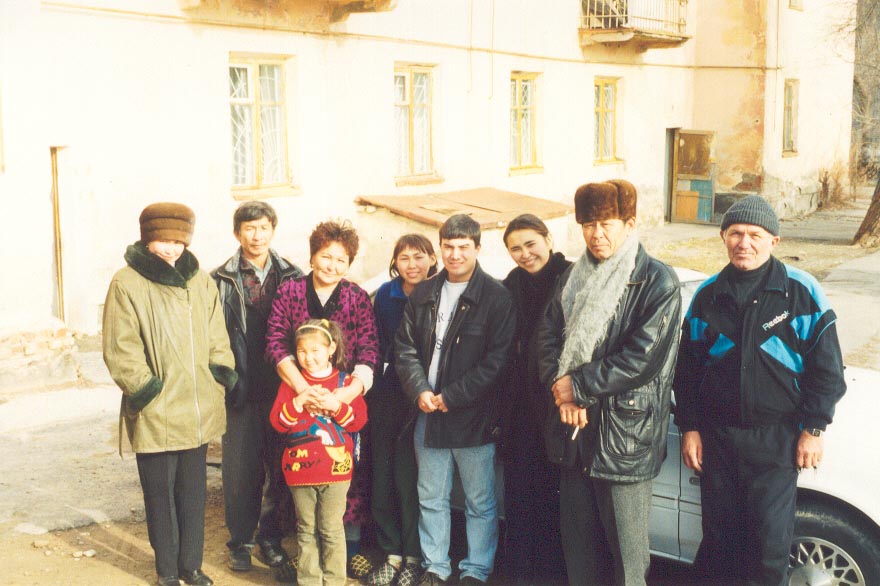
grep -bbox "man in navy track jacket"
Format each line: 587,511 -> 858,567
674,195 -> 846,586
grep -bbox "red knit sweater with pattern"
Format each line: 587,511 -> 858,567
269,369 -> 368,486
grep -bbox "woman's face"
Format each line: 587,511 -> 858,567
395,246 -> 436,289
147,240 -> 185,267
311,241 -> 351,289
505,229 -> 552,275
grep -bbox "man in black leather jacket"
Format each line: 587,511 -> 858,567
536,180 -> 681,586
395,214 -> 515,586
212,202 -> 302,579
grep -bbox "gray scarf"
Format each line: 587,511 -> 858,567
557,231 -> 639,376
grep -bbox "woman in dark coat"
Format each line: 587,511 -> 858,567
500,214 -> 571,586
366,234 -> 438,586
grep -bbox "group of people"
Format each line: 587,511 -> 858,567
102,179 -> 846,586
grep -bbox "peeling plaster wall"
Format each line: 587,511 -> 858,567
690,0 -> 854,216
179,0 -> 333,29
693,70 -> 766,192
692,0 -> 768,195
693,0 -> 767,69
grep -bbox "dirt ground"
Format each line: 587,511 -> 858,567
649,234 -> 872,281
2,481 -> 695,586
2,483 -> 292,586
1,201 -> 876,586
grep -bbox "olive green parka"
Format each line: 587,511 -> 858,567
103,242 -> 237,454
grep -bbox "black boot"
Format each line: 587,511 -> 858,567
179,569 -> 214,586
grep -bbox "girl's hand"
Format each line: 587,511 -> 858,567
293,387 -> 321,412
315,392 -> 341,414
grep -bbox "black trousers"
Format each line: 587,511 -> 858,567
371,419 -> 420,559
222,399 -> 292,549
696,423 -> 799,586
502,441 -> 566,586
136,443 -> 208,578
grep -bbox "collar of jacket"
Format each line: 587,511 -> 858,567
626,244 -> 649,285
214,248 -> 300,281
124,241 -> 199,287
712,255 -> 787,302
417,261 -> 489,305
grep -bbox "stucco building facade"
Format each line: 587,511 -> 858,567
0,0 -> 855,388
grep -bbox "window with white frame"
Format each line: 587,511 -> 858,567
229,59 -> 289,190
783,79 -> 799,154
510,72 -> 540,169
394,65 -> 434,177
594,77 -> 618,162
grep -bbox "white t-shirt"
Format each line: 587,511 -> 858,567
427,279 -> 468,389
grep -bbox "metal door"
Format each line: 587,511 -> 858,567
670,130 -> 715,224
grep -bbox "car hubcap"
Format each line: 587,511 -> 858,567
789,537 -> 865,586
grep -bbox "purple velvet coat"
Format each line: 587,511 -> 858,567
265,275 -> 379,525
265,277 -> 379,373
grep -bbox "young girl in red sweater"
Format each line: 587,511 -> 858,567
270,319 -> 368,586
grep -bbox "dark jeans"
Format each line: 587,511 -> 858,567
222,399 -> 292,549
696,423 -> 798,586
502,442 -> 565,585
371,419 -> 420,559
560,467 -> 652,586
136,443 -> 208,578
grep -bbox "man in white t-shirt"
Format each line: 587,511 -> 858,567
395,214 -> 516,586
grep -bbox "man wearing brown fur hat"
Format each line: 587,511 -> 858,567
537,180 -> 682,586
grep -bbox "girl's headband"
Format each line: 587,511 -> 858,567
296,320 -> 333,343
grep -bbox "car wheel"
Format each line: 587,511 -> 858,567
788,501 -> 880,586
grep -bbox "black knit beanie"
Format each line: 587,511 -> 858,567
720,195 -> 779,236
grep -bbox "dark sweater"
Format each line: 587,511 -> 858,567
501,252 -> 572,451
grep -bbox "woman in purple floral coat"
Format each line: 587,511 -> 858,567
265,219 -> 379,579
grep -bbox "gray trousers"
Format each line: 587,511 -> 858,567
560,468 -> 653,586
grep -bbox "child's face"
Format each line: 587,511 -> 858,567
296,333 -> 336,374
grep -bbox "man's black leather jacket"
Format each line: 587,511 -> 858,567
395,263 -> 516,449
536,245 -> 681,482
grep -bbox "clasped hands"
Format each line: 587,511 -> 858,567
418,390 -> 448,413
552,375 -> 588,430
292,385 -> 342,416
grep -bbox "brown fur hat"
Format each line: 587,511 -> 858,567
574,179 -> 638,224
139,202 -> 196,246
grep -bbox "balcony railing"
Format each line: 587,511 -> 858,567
580,0 -> 689,48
